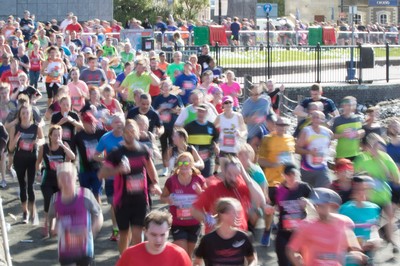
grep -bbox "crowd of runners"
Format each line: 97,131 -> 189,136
1,10 -> 400,266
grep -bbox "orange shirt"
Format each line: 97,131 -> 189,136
158,61 -> 169,72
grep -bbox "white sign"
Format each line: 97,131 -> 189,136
214,0 -> 228,16
349,5 -> 357,14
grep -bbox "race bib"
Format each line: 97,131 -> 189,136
62,128 -> 72,140
282,218 -> 302,231
223,135 -> 235,147
19,140 -> 34,151
176,208 -> 192,220
160,112 -> 171,123
71,96 -> 81,107
312,154 -> 323,165
126,173 -> 145,194
49,160 -> 61,171
61,228 -> 87,255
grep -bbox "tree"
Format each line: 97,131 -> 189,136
114,0 -> 171,25
173,0 -> 209,21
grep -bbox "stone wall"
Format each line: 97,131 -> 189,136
0,0 -> 113,22
284,83 -> 400,107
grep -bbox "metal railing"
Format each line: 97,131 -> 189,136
0,197 -> 12,266
159,42 -> 399,85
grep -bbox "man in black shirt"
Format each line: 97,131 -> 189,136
20,10 -> 34,41
197,45 -> 212,73
126,93 -> 164,136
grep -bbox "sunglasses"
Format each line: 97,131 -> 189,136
178,161 -> 190,166
223,101 -> 232,105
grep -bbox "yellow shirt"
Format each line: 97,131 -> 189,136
258,133 -> 296,186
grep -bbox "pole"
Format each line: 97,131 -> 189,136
267,12 -> 271,79
218,0 -> 222,25
347,6 -> 355,81
0,197 -> 13,266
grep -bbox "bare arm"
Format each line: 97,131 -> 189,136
286,246 -> 304,266
61,141 -> 75,161
191,147 -> 205,170
35,145 -> 44,172
149,71 -> 161,86
293,104 -> 308,118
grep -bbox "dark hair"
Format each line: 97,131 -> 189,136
144,210 -> 172,229
174,128 -> 188,144
310,83 -> 322,92
139,93 -> 150,101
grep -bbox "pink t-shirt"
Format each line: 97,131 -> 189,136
68,81 -> 88,112
220,82 -> 241,107
165,174 -> 205,227
287,214 -> 354,266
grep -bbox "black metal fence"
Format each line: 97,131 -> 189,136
165,43 -> 400,85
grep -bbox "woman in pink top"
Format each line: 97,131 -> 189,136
161,152 -> 206,256
67,67 -> 88,112
220,70 -> 241,110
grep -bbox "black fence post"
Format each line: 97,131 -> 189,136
316,43 -> 321,83
267,42 -> 271,79
358,44 -> 362,85
386,42 -> 390,83
215,42 -> 220,65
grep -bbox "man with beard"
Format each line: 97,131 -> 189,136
191,157 -> 273,234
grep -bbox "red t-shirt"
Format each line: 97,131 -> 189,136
65,23 -> 83,33
116,242 -> 192,266
149,68 -> 166,97
165,174 -> 206,226
1,69 -> 23,93
192,176 -> 251,233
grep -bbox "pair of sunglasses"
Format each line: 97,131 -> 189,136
178,161 -> 190,166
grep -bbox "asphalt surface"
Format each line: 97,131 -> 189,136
1,85 -> 400,266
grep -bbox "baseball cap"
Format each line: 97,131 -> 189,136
83,47 -> 92,54
222,95 -> 233,103
309,188 -> 342,207
81,112 -> 98,124
283,163 -> 298,175
196,104 -> 208,111
276,117 -> 291,126
335,158 -> 354,172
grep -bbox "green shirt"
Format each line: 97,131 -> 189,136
121,71 -> 152,102
331,114 -> 362,158
166,62 -> 184,83
120,51 -> 134,64
102,45 -> 117,57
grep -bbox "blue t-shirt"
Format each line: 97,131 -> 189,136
95,131 -> 123,154
116,72 -> 126,84
339,200 -> 380,241
174,73 -> 198,106
300,96 -> 337,118
242,96 -> 271,139
152,94 -> 183,129
155,22 -> 167,32
387,142 -> 400,165
0,65 -> 10,77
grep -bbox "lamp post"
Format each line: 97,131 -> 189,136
218,0 -> 222,24
347,6 -> 356,81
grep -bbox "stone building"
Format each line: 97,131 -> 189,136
0,0 -> 113,22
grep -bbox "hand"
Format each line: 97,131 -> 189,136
193,182 -> 203,194
279,84 -> 285,92
59,117 -> 69,125
14,131 -> 22,142
213,145 -> 220,156
119,156 -> 131,174
264,205 -> 275,215
36,171 -> 42,183
151,183 -> 162,195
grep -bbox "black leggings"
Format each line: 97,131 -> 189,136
14,154 -> 36,203
275,230 -> 293,266
41,184 -> 59,212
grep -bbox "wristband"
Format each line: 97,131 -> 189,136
204,213 -> 216,227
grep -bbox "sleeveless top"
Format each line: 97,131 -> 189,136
29,51 -> 41,71
55,188 -> 93,261
15,123 -> 38,155
219,113 -> 240,154
42,143 -> 66,187
300,126 -> 331,171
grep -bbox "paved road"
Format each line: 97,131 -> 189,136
1,87 -> 400,266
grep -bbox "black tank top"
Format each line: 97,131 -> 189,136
15,123 -> 38,154
43,143 -> 66,176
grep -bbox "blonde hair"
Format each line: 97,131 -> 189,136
56,162 -> 77,179
173,152 -> 201,176
215,197 -> 242,224
135,114 -> 149,129
238,143 -> 255,162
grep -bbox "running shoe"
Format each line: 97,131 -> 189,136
260,228 -> 271,246
22,212 -> 29,224
0,179 -> 6,188
161,167 -> 169,177
109,229 -> 119,241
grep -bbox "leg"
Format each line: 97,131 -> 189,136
27,159 -> 37,224
45,83 -> 53,107
118,229 -> 130,254
131,226 -> 143,246
173,239 -> 189,254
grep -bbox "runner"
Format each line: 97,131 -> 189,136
98,119 -> 162,254
8,104 -> 44,224
332,96 -> 364,161
258,116 -> 295,245
160,152 -> 206,256
293,83 -> 339,120
28,40 -> 43,88
36,125 -> 75,236
153,80 -> 183,176
296,110 -> 333,188
330,158 -> 355,203
1,57 -> 24,93
50,96 -> 83,154
214,95 -> 247,156
75,112 -> 106,203
220,70 -> 241,111
94,113 -> 125,242
174,61 -> 198,106
274,164 -> 311,264
79,55 -> 107,87
41,46 -> 66,106
185,103 -> 219,178
67,67 -> 89,112
242,84 -> 272,152
166,51 -> 184,83
194,197 -> 257,266
116,210 -> 191,266
286,188 -> 367,266
48,162 -> 103,266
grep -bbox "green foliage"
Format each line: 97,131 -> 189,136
257,0 -> 285,17
113,0 -> 171,25
173,0 -> 209,20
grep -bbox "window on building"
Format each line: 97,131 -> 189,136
379,14 -> 387,24
354,14 -> 361,24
